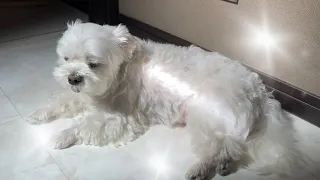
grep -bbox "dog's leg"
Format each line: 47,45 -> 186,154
214,136 -> 246,176
26,90 -> 91,125
185,157 -> 216,180
186,128 -> 246,180
184,95 -> 250,179
185,110 -> 247,179
49,126 -> 79,149
49,112 -> 148,149
26,106 -> 59,125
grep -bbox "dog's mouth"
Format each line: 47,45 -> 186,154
71,85 -> 81,93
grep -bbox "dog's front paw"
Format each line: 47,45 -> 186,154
216,158 -> 233,176
49,128 -> 77,149
185,161 -> 216,180
26,108 -> 55,125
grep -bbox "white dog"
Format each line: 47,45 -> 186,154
26,20 -> 307,179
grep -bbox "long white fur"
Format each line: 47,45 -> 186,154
26,21 -> 307,179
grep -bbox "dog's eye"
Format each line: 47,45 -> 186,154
88,63 -> 99,68
64,57 -> 69,61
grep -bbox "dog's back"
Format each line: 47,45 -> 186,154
141,40 -> 308,176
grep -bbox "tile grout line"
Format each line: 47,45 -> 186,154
0,116 -> 21,126
306,170 -> 320,180
0,38 -> 61,52
1,86 -> 70,180
0,29 -> 66,45
1,87 -> 25,121
48,152 -> 71,180
0,87 -> 4,96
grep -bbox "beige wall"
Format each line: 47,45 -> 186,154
120,0 -> 320,96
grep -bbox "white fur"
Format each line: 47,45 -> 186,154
26,21 -> 308,179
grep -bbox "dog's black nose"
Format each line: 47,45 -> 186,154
68,74 -> 83,85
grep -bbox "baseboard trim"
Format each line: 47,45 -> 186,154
119,14 -> 320,127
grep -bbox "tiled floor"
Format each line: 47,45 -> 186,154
0,2 -> 319,180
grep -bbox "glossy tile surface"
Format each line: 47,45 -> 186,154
0,95 -> 20,124
0,88 -> 4,96
0,39 -> 61,117
0,2 -> 87,43
0,119 -> 68,180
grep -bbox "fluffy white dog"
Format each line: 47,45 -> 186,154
27,20 -> 307,179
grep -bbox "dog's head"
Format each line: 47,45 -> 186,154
54,20 -> 136,96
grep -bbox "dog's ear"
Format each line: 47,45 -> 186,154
67,19 -> 82,29
113,24 -> 136,59
113,24 -> 130,43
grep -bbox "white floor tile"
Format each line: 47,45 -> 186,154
305,162 -> 320,179
40,123 -> 318,180
291,114 -> 320,140
288,114 -> 320,179
48,126 -> 196,180
0,31 -> 63,51
0,88 -> 4,96
291,114 -> 320,163
213,169 -> 318,180
0,39 -> 61,117
0,95 -> 20,124
0,39 -> 58,91
0,2 -> 87,43
0,120 -> 67,180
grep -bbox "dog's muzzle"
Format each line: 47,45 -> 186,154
68,74 -> 83,93
68,74 -> 83,85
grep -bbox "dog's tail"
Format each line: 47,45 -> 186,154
245,96 -> 310,176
